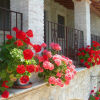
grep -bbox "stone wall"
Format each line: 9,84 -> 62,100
3,66 -> 100,100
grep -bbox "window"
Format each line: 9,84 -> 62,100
0,0 -> 10,30
58,15 -> 65,38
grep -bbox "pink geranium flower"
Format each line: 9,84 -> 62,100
56,72 -> 62,78
50,43 -> 61,51
41,43 -> 47,48
54,59 -> 61,66
43,61 -> 54,70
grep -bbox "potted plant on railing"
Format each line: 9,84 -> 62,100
0,27 -> 76,99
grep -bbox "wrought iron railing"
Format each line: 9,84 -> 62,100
44,20 -> 84,66
91,34 -> 100,45
0,7 -> 23,44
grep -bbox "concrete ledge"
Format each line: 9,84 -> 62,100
1,66 -> 100,100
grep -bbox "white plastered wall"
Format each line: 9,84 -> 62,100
91,11 -> 100,36
44,0 -> 74,27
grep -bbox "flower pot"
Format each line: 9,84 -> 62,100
12,79 -> 32,89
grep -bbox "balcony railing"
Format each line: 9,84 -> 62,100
0,7 -> 23,44
91,34 -> 100,45
44,20 -> 84,66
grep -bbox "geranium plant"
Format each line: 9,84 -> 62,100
0,28 -> 41,98
78,41 -> 100,68
0,27 -> 76,99
36,43 -> 76,87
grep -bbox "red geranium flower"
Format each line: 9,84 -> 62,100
43,55 -> 48,61
77,53 -> 81,56
19,75 -> 29,84
32,45 -> 41,53
16,31 -> 26,40
95,96 -> 99,100
6,41 -> 10,44
23,37 -> 30,44
6,34 -> 13,40
78,48 -> 82,51
34,65 -> 39,72
26,65 -> 34,73
23,49 -> 34,60
13,27 -> 19,33
86,65 -> 91,69
80,59 -> 84,63
26,30 -> 33,37
81,47 -> 85,50
85,62 -> 88,66
1,90 -> 9,98
81,52 -> 85,56
91,90 -> 94,93
14,40 -> 23,47
16,65 -> 26,74
87,58 -> 92,62
2,81 -> 9,88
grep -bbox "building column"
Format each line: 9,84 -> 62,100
73,0 -> 91,46
10,0 -> 44,44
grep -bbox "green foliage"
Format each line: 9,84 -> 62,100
0,37 -> 37,94
89,95 -> 95,100
96,91 -> 100,96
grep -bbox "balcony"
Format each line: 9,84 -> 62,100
44,20 -> 84,66
0,7 -> 23,44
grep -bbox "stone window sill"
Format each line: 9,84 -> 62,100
0,67 -> 86,99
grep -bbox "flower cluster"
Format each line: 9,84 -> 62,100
0,27 -> 41,99
37,43 -> 76,87
89,87 -> 100,100
78,41 -> 100,68
0,27 -> 76,99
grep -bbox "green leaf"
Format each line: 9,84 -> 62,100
0,87 -> 6,92
16,74 -> 22,78
6,81 -> 14,87
38,73 -> 44,78
89,95 -> 95,100
0,70 -> 6,78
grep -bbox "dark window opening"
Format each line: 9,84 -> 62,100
0,0 -> 10,30
58,15 -> 65,38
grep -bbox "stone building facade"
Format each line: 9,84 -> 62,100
0,0 -> 100,100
